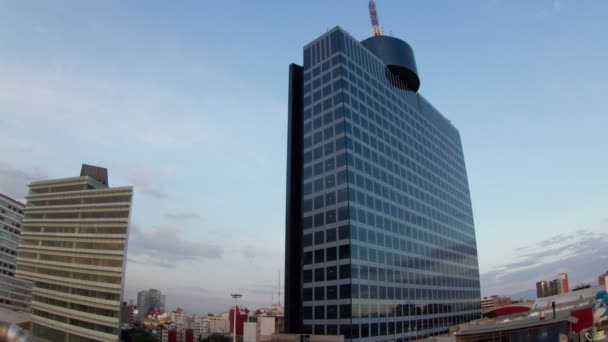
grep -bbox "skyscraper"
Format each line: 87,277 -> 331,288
137,288 -> 166,320
15,164 -> 133,342
285,26 -> 481,340
0,194 -> 32,313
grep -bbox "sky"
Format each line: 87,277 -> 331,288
1,0 -> 607,315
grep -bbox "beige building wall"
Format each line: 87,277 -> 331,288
15,167 -> 133,342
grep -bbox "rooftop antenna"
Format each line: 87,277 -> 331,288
369,0 -> 384,37
278,270 -> 281,307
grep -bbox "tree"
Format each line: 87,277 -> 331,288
131,330 -> 158,342
201,334 -> 231,342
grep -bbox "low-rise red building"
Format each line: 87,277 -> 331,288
185,329 -> 194,342
229,306 -> 250,336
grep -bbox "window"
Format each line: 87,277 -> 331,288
326,247 -> 336,261
314,249 -> 324,264
327,285 -> 337,300
315,306 -> 325,319
340,305 -> 351,319
314,268 -> 324,282
304,288 -> 313,301
326,228 -> 336,242
304,270 -> 313,283
314,196 -> 324,209
327,305 -> 338,319
304,251 -> 313,265
326,266 -> 337,280
339,245 -> 350,259
339,264 -> 350,279
339,284 -> 351,299
314,231 -> 324,245
314,287 -> 324,300
303,306 -> 313,319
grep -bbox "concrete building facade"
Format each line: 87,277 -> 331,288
15,164 -> 133,342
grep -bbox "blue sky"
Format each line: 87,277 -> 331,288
1,0 -> 607,314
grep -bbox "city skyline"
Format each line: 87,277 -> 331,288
1,1 -> 607,315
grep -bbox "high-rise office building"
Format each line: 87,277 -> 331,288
0,194 -> 32,313
15,164 -> 133,342
137,288 -> 166,320
285,24 -> 481,340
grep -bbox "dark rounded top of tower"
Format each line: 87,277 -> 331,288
361,35 -> 420,92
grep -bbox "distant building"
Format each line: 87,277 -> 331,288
480,296 -> 512,310
457,284 -> 605,341
536,273 -> 569,298
244,321 -> 257,342
0,194 -> 32,314
15,164 -> 133,341
553,273 -> 569,294
121,300 -> 135,326
244,315 -> 285,342
137,288 -> 166,320
229,306 -> 250,336
536,280 -> 550,298
192,316 -> 205,338
599,271 -> 608,286
208,316 -> 230,334
168,329 -> 177,342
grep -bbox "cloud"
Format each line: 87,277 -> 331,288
125,169 -> 168,199
552,0 -> 562,11
128,224 -> 222,267
538,233 -> 573,247
182,286 -> 209,293
34,25 -> 48,34
242,245 -> 256,259
481,221 -> 608,297
0,163 -> 48,201
164,166 -> 176,176
165,212 -> 201,220
238,283 -> 276,297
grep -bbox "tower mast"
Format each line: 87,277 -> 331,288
369,0 -> 384,37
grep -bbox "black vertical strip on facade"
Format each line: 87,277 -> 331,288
285,63 -> 304,334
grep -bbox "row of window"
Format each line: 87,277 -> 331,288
304,247 -> 478,289
301,312 -> 478,339
303,199 -> 476,257
306,29 -> 463,162
338,67 -> 469,190
301,111 -> 475,242
304,223 -> 478,277
304,52 -> 468,197
304,282 -> 480,303
302,58 -> 470,243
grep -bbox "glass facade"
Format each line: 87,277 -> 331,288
137,288 -> 166,320
292,27 -> 481,341
0,194 -> 32,312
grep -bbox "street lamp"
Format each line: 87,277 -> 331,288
230,293 -> 242,342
